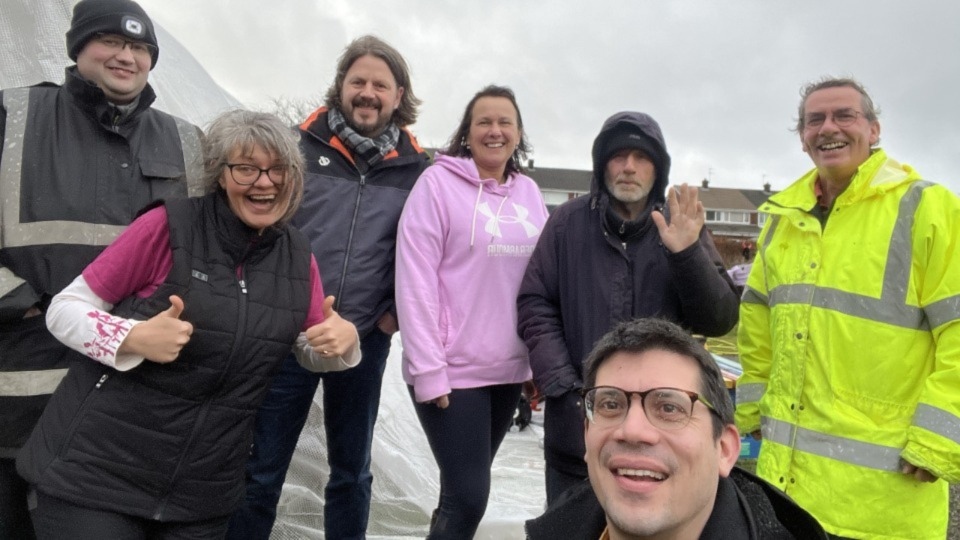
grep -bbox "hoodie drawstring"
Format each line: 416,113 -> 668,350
469,181 -> 510,249
469,181 -> 484,248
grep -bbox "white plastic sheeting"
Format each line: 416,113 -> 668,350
272,334 -> 547,539
0,0 -> 241,126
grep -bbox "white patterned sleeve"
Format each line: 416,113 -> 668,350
45,275 -> 146,371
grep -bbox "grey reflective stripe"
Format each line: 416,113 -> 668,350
174,116 -> 204,197
760,215 -> 780,253
762,416 -> 902,472
914,403 -> 960,445
769,284 -> 927,330
735,382 -> 765,406
0,267 -> 27,296
925,294 -> 960,329
0,369 -> 68,396
741,286 -> 767,306
766,182 -> 933,330
1,88 -> 126,248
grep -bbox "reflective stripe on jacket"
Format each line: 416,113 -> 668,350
0,73 -> 202,454
735,149 -> 960,539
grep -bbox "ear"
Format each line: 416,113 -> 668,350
869,120 -> 881,146
394,86 -> 404,109
716,424 -> 741,478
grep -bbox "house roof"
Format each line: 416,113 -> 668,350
527,166 -> 592,193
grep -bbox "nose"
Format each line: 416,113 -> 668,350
252,170 -> 274,187
615,396 -> 662,444
114,43 -> 136,62
622,154 -> 639,173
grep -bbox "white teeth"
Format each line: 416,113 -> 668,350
616,468 -> 666,480
249,195 -> 275,202
485,142 -> 505,148
819,141 -> 847,150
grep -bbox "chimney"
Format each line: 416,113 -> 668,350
528,159 -> 535,170
701,178 -> 709,189
763,182 -> 771,193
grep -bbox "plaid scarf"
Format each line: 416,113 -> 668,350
327,107 -> 400,171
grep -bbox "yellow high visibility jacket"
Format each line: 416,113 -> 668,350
736,150 -> 960,540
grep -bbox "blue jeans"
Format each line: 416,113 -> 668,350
227,329 -> 391,540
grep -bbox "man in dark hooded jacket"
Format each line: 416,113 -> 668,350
517,111 -> 739,505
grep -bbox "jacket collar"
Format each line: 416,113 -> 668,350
63,66 -> 156,127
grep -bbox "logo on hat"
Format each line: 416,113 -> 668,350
122,16 -> 145,38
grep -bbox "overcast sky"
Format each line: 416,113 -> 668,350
138,0 -> 959,193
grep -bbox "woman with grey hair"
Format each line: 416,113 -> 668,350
17,110 -> 359,538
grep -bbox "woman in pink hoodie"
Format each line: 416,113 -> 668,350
396,85 -> 549,538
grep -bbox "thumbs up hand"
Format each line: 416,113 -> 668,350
305,296 -> 358,358
119,295 -> 194,363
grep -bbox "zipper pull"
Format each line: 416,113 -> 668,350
95,374 -> 109,389
239,279 -> 248,294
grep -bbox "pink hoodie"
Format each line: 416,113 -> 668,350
396,154 -> 549,402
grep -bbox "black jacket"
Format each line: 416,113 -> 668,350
295,108 -> 429,336
517,112 -> 739,475
18,193 -> 311,521
0,67 -> 201,455
525,468 -> 827,540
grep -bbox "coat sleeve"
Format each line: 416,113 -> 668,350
665,227 -> 740,337
901,187 -> 960,483
395,174 -> 451,403
735,221 -> 775,435
517,213 -> 582,398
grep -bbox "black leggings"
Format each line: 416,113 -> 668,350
411,383 -> 522,540
31,491 -> 231,540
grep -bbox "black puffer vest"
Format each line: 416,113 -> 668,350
17,192 -> 311,521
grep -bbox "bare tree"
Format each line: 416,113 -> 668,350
263,95 -> 324,126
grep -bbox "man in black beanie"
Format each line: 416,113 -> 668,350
0,1 -> 201,537
518,111 -> 740,506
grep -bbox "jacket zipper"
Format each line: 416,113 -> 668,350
336,173 -> 365,308
153,263 -> 251,519
56,373 -> 110,457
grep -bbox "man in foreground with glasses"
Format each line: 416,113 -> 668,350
0,0 -> 201,537
736,77 -> 960,539
526,318 -> 826,539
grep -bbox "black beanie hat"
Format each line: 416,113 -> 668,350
598,125 -> 664,175
66,0 -> 159,69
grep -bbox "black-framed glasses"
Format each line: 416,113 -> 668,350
224,163 -> 288,186
581,386 -> 718,431
803,109 -> 866,130
93,33 -> 157,58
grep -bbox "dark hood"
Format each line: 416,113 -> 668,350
589,111 -> 671,210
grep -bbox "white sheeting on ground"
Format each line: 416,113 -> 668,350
272,334 -> 547,539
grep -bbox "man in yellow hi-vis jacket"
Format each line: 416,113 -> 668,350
736,76 -> 960,540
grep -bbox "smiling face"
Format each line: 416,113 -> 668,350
218,144 -> 290,232
584,349 -> 739,539
801,86 -> 880,186
75,34 -> 151,104
467,96 -> 520,183
339,54 -> 403,137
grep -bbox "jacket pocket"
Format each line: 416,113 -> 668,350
139,159 -> 184,181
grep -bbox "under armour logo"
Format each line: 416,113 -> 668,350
477,202 -> 541,238
318,156 -> 331,166
122,16 -> 145,37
